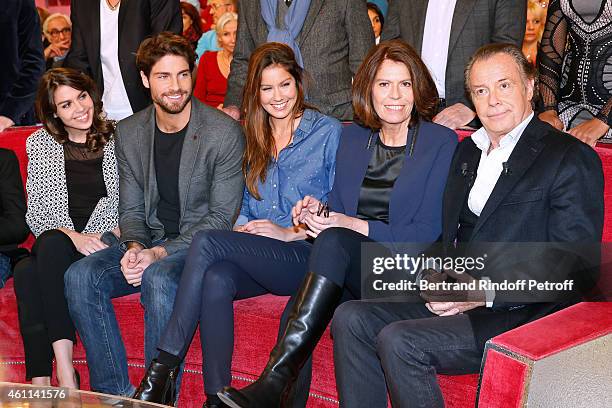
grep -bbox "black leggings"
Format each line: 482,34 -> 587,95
13,229 -> 83,379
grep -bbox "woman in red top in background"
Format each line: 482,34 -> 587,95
194,12 -> 237,109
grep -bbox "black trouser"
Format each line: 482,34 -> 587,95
331,301 -> 482,408
13,229 -> 83,379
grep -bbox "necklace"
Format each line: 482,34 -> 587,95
106,0 -> 121,11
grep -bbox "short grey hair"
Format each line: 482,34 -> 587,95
43,13 -> 71,34
464,43 -> 537,101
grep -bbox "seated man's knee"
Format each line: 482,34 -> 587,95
376,321 -> 423,362
331,301 -> 371,340
141,261 -> 180,306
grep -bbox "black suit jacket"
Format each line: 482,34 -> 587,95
442,117 -> 604,348
0,148 -> 28,252
382,0 -> 525,108
64,0 -> 182,114
0,0 -> 45,125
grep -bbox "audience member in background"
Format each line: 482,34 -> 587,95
331,43 -> 603,408
382,0 -> 526,129
539,0 -> 612,145
13,68 -> 119,390
133,42 -> 341,408
522,0 -> 547,66
64,0 -> 182,121
367,2 -> 384,45
43,13 -> 72,70
219,39 -> 458,408
195,0 -> 237,61
0,0 -> 45,131
64,33 -> 244,398
194,12 -> 237,108
0,149 -> 28,289
223,0 -> 374,122
181,1 -> 203,51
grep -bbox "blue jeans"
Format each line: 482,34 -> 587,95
64,242 -> 187,396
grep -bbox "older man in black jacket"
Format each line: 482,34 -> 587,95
0,0 -> 45,131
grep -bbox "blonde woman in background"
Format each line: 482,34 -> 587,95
194,12 -> 237,108
522,0 -> 547,65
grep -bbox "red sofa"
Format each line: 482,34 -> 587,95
0,126 -> 610,407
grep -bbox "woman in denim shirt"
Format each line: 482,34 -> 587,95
133,43 -> 341,406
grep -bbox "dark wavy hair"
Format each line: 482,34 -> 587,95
136,31 -> 196,78
35,68 -> 114,151
180,1 -> 203,37
352,39 -> 439,129
241,42 -> 316,200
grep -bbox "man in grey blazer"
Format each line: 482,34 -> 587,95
382,0 -> 526,129
64,33 -> 245,397
223,0 -> 374,121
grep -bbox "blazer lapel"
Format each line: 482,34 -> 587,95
89,0 -> 102,81
177,104 -> 204,217
448,0 -> 477,55
410,0 -> 429,54
117,0 -> 130,35
297,0 -> 325,45
470,120 -> 545,239
139,108 -> 159,212
345,131 -> 378,216
443,141 -> 480,244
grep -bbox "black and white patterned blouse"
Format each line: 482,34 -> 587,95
25,128 -> 119,237
539,0 -> 612,139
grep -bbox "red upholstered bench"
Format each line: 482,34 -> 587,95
1,127 -> 610,407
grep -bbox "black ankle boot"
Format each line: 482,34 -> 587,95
218,272 -> 342,408
133,359 -> 179,405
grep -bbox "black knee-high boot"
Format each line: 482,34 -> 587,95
218,272 -> 342,408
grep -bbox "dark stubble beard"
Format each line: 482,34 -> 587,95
154,92 -> 192,114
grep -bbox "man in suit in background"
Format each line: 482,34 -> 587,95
65,0 -> 182,120
65,33 -> 245,397
382,0 -> 525,129
331,43 -> 604,407
223,0 -> 374,121
0,0 -> 45,131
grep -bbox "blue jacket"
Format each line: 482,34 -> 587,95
329,121 -> 457,245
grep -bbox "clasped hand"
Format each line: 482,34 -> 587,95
291,195 -> 366,238
120,246 -> 167,287
419,268 -> 486,316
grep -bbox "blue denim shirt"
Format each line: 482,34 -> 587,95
236,109 -> 341,228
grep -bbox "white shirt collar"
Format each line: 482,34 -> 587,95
471,112 -> 534,154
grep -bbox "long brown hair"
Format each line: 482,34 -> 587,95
352,39 -> 439,129
35,68 -> 114,151
241,42 -> 314,200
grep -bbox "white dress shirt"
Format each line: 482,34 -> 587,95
468,112 -> 534,216
100,1 -> 133,121
421,0 -> 457,99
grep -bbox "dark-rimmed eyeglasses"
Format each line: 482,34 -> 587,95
47,27 -> 71,38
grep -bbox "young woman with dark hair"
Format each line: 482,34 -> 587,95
12,68 -> 119,389
219,39 -> 458,408
132,42 -> 341,407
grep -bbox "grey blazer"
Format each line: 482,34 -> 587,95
224,0 -> 374,121
382,0 -> 526,108
114,99 -> 245,254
